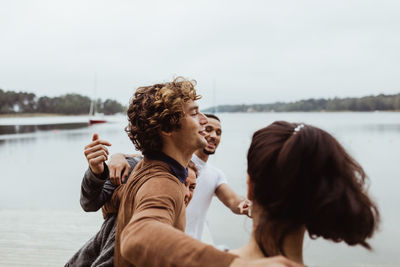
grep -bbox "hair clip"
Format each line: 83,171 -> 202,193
294,124 -> 305,133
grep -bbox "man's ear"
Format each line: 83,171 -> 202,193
247,174 -> 254,201
160,130 -> 172,137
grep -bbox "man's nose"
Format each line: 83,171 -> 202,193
209,131 -> 217,138
185,187 -> 190,198
199,112 -> 208,125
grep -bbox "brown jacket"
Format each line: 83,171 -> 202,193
103,157 -> 237,267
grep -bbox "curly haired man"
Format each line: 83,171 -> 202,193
78,78 -> 300,267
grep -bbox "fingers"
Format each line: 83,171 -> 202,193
121,164 -> 131,183
238,200 -> 245,213
85,134 -> 111,152
86,149 -> 108,162
83,135 -> 111,175
109,166 -> 122,185
84,139 -> 112,151
88,154 -> 107,171
84,144 -> 110,158
108,153 -> 132,184
238,199 -> 252,217
240,206 -> 249,214
92,133 -> 99,141
109,163 -> 131,185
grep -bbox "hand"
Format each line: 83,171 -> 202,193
230,256 -> 303,267
108,153 -> 131,185
238,199 -> 252,217
84,133 -> 111,175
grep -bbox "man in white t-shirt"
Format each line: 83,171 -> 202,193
185,114 -> 250,240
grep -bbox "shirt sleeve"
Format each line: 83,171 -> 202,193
80,158 -> 139,212
119,177 -> 237,267
80,164 -> 114,212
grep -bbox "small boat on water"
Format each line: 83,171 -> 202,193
89,118 -> 107,124
89,100 -> 106,125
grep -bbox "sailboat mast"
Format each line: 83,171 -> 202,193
89,101 -> 94,116
88,72 -> 107,124
89,72 -> 97,116
212,79 -> 217,113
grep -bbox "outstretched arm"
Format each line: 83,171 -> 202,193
215,183 -> 250,215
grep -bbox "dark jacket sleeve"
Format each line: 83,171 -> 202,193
80,157 -> 139,212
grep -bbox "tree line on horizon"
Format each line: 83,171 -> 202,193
204,93 -> 400,113
0,89 -> 125,115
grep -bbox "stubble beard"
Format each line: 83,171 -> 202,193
202,148 -> 215,155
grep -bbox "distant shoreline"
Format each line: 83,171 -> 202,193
203,110 -> 400,113
204,93 -> 400,113
0,113 -> 87,118
1,111 -> 399,119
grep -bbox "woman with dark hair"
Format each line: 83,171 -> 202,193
231,121 -> 380,264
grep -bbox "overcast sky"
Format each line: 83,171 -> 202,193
1,0 -> 399,108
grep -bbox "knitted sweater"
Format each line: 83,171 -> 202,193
103,157 -> 237,267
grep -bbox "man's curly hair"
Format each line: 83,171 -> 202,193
125,77 -> 201,156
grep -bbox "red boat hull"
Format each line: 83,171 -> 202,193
89,119 -> 107,125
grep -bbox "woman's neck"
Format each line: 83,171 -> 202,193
231,208 -> 305,264
231,231 -> 304,263
230,235 -> 265,260
279,228 -> 305,264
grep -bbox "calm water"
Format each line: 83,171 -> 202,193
0,112 -> 399,266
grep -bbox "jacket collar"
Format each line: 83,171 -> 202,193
147,152 -> 188,184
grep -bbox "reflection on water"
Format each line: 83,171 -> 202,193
0,122 -> 89,135
364,123 -> 400,132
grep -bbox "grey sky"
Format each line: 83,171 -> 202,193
1,0 -> 399,109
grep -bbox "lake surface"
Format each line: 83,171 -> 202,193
0,112 -> 399,266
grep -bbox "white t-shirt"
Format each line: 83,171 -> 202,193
185,153 -> 227,240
